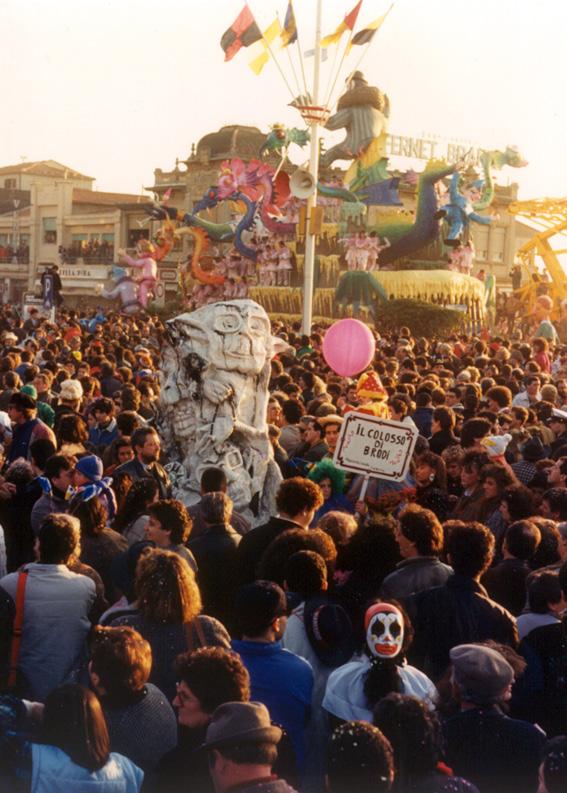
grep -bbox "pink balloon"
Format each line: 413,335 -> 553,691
322,319 -> 376,377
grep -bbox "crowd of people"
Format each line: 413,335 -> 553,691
0,242 -> 30,264
59,239 -> 115,265
0,298 -> 565,793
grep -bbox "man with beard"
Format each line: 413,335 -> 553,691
115,426 -> 171,499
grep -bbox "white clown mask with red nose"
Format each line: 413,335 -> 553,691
364,603 -> 404,659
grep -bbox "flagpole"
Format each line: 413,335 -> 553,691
248,4 -> 297,102
295,35 -> 310,99
302,0 -> 322,335
349,4 -> 394,77
324,28 -> 355,111
278,11 -> 303,100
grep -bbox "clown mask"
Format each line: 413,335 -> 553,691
365,603 -> 404,659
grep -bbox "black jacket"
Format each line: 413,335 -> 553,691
428,429 -> 458,455
380,556 -> 453,601
236,516 -> 303,585
481,558 -> 531,617
407,574 -> 518,680
114,457 -> 171,500
514,620 -> 567,736
189,523 -> 241,627
442,706 -> 546,793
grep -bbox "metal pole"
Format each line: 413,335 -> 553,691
302,0 -> 322,334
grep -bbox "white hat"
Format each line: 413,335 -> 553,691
58,379 -> 83,402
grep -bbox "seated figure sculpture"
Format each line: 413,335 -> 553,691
158,300 -> 284,525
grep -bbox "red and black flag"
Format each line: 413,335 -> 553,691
221,5 -> 262,62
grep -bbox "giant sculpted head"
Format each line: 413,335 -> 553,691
159,300 -> 282,524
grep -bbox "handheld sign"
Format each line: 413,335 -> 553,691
333,411 -> 418,482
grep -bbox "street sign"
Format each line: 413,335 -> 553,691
333,411 -> 418,482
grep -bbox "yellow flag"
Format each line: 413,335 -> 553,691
320,1 -> 362,48
346,11 -> 388,54
248,17 -> 282,74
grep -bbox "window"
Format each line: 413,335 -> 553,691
4,179 -> 16,189
42,217 -> 57,245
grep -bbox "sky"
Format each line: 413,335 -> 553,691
3,0 -> 567,202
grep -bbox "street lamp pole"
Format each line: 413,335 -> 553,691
12,199 -> 20,264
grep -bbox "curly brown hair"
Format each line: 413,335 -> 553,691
174,647 -> 250,714
135,548 -> 202,624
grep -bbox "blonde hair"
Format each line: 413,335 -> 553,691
135,548 -> 201,624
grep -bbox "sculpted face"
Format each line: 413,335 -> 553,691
365,603 -> 404,659
209,303 -> 272,375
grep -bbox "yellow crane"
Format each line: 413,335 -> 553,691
508,198 -> 567,311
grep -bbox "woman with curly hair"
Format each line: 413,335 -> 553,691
107,548 -> 230,701
308,459 -> 354,524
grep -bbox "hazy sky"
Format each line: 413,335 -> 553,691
3,0 -> 566,201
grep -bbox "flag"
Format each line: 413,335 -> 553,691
248,18 -> 282,75
320,0 -> 363,48
281,0 -> 297,47
304,48 -> 329,61
346,10 -> 389,53
220,5 -> 262,62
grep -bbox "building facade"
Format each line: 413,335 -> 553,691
0,160 -> 150,304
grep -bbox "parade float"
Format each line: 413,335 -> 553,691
104,1 -> 527,333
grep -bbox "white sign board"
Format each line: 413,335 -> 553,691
333,412 -> 418,482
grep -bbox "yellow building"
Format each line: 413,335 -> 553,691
0,160 -> 150,303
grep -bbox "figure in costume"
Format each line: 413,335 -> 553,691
118,239 -> 158,308
366,233 -> 390,271
442,172 -> 493,245
277,241 -> 293,286
100,266 -> 142,315
344,371 -> 390,419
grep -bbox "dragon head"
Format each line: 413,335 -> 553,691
260,124 -> 287,157
503,145 -> 528,168
193,186 -> 221,213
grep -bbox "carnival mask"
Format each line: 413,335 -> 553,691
364,603 -> 404,659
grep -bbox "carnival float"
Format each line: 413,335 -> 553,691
101,1 -> 531,333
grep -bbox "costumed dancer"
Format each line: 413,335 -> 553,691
367,232 -> 391,271
344,371 -> 390,419
277,240 -> 293,286
257,242 -> 269,286
460,241 -> 474,275
354,232 -> 370,271
265,243 -> 279,287
118,239 -> 158,309
342,235 -> 359,271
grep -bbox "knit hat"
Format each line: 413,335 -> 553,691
21,384 -> 38,400
304,595 -> 355,667
520,435 -> 545,462
450,644 -> 514,705
356,371 -> 387,401
59,379 -> 83,402
75,455 -> 104,482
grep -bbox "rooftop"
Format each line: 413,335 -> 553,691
193,125 -> 268,162
72,188 -> 151,206
0,159 -> 95,181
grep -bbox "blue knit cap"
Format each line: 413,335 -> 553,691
75,455 -> 104,482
